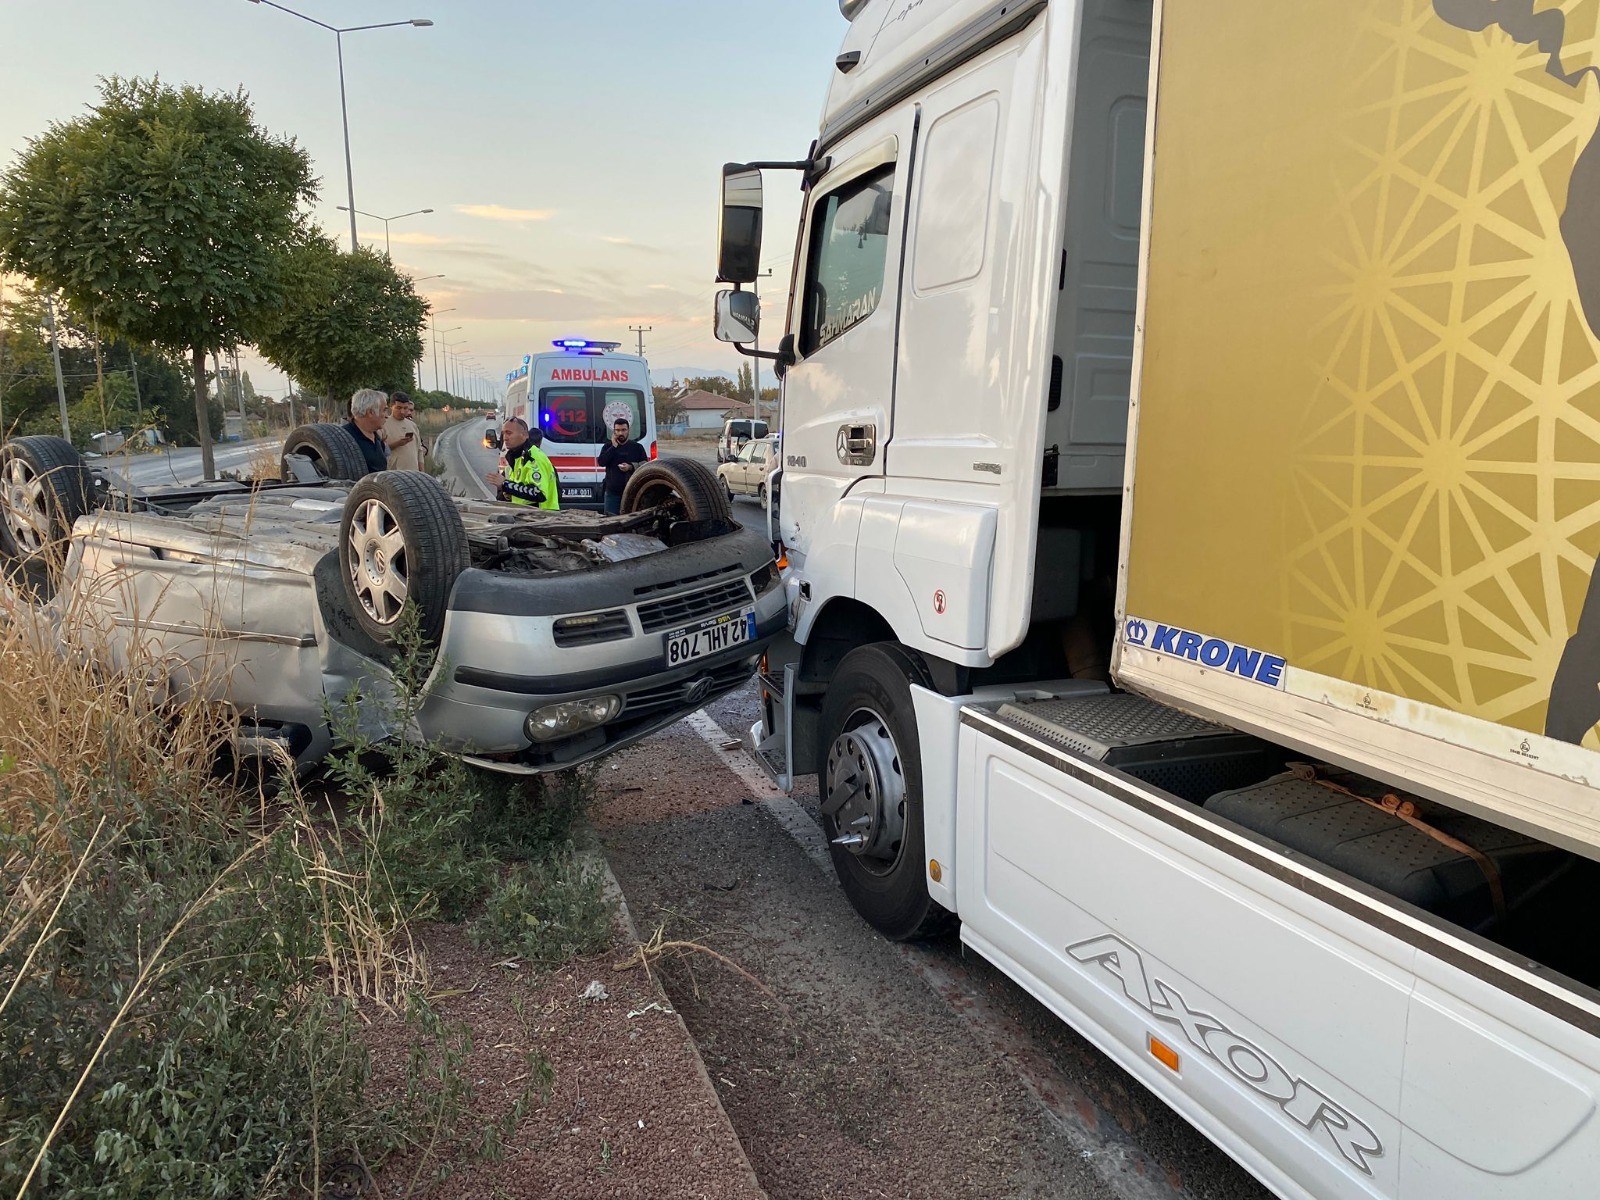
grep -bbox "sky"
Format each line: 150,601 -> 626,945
0,0 -> 848,399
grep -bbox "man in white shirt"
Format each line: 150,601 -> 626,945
382,392 -> 424,472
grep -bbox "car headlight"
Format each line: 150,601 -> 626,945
749,562 -> 781,596
525,695 -> 622,742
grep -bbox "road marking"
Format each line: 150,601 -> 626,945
682,703 -> 1197,1200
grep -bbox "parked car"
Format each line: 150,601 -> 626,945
0,426 -> 784,774
716,418 -> 768,463
716,436 -> 778,501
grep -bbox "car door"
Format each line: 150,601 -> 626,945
727,441 -> 754,494
777,113 -> 913,568
747,441 -> 771,494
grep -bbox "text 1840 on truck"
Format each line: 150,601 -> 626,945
713,1 -> 1600,1196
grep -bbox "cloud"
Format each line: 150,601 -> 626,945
601,236 -> 666,255
455,204 -> 555,223
362,230 -> 452,246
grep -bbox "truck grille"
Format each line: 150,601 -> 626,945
552,609 -> 632,647
637,579 -> 754,633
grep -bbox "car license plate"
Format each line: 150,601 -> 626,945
667,609 -> 755,666
560,485 -> 596,500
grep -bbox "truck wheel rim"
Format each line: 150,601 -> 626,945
823,707 -> 907,871
2,458 -> 50,556
348,497 -> 408,625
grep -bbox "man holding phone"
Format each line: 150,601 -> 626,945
596,416 -> 647,515
383,391 -> 425,471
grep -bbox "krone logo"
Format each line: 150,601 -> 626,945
1125,619 -> 1149,646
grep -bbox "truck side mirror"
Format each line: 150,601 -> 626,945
717,164 -> 764,283
714,289 -> 760,343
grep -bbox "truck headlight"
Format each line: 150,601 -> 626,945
525,695 -> 621,742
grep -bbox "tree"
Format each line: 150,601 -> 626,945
735,362 -> 754,403
681,374 -> 738,399
0,76 -> 316,478
652,384 -> 685,427
256,237 -> 427,406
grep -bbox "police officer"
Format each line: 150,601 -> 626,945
486,417 -> 559,509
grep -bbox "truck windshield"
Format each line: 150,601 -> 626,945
538,387 -> 646,444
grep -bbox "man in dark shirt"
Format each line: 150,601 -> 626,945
596,416 -> 647,515
344,388 -> 389,475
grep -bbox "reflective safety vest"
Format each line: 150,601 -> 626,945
506,442 -> 560,510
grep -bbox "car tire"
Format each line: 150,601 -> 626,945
724,479 -> 736,505
621,458 -> 733,525
0,436 -> 94,602
756,481 -> 767,502
282,422 -> 369,482
817,643 -> 955,941
339,470 -> 469,648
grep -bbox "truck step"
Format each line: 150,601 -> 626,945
991,692 -> 1284,805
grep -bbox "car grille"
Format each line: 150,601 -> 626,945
622,660 -> 755,717
632,563 -> 743,598
636,579 -> 754,633
552,609 -> 632,647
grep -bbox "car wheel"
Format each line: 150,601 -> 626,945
282,422 -> 369,482
757,481 -> 767,502
0,436 -> 93,603
339,471 -> 469,648
621,458 -> 733,525
817,643 -> 954,941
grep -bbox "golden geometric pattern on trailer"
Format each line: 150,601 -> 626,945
1286,0 -> 1600,743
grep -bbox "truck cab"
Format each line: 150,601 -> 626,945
711,2 -> 1600,1197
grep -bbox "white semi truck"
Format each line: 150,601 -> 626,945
711,1 -> 1600,1196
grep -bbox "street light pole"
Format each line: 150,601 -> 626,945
336,205 -> 433,255
335,30 -> 358,251
245,2 -> 433,253
431,312 -> 457,391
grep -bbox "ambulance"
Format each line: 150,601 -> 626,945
503,340 -> 658,509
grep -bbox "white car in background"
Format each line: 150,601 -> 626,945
715,436 -> 777,502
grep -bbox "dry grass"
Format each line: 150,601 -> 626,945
0,592 -> 232,840
0,558 -> 425,1004
246,439 -> 282,482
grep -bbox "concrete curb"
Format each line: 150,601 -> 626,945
585,832 -> 770,1199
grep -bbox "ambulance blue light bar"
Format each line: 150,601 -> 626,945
552,338 -> 622,353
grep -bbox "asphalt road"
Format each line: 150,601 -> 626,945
436,420 -> 767,532
432,422 -> 1266,1199
97,437 -> 279,488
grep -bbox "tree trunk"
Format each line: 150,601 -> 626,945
191,345 -> 215,480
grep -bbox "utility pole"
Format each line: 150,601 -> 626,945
231,347 -> 245,433
751,269 -> 772,423
128,349 -> 143,424
629,324 -> 652,357
44,294 -> 70,442
92,319 -> 107,439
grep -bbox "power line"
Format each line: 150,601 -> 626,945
628,324 -> 653,357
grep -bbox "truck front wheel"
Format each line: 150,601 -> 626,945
817,643 -> 953,941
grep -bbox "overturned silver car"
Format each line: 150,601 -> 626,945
0,425 -> 784,773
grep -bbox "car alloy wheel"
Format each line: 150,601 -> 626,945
2,457 -> 50,556
347,496 -> 409,626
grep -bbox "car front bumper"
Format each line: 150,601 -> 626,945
416,525 -> 783,771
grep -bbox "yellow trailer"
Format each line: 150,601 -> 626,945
1120,0 -> 1600,855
